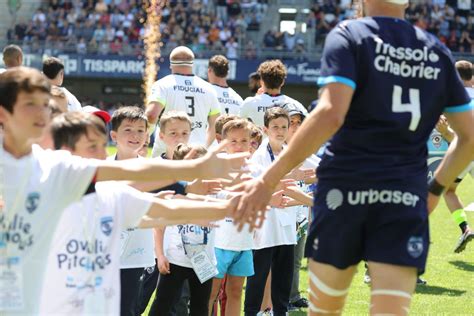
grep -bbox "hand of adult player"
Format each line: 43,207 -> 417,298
199,141 -> 249,180
232,176 -> 274,232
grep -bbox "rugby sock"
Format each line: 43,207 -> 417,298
452,209 -> 468,233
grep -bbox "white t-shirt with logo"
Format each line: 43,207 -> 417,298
39,182 -> 153,314
150,74 -> 221,156
2,145 -> 98,315
106,155 -> 156,269
250,140 -> 297,249
211,84 -> 243,115
240,93 -> 308,127
213,191 -> 253,251
61,86 -> 82,111
163,224 -> 215,268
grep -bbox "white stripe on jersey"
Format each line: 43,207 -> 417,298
240,93 -> 308,127
211,84 -> 244,115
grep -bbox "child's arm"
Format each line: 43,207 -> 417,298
138,195 -> 240,227
95,142 -> 248,183
154,227 -> 170,275
284,186 -> 313,207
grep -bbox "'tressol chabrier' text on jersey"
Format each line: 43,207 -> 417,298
316,17 -> 472,182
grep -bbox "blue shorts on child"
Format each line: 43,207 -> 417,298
215,248 -> 254,278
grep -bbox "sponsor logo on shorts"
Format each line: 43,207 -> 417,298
325,189 -> 420,209
326,189 -> 343,210
407,236 -> 424,258
313,238 -> 319,251
347,189 -> 419,207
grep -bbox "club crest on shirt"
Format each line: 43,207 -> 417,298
25,192 -> 40,213
407,236 -> 423,258
100,216 -> 113,236
431,134 -> 442,148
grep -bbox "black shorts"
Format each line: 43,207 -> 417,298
305,179 -> 430,274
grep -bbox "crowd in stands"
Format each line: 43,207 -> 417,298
5,0 -> 474,59
7,0 -> 267,59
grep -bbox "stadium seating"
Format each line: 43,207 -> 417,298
4,0 -> 474,58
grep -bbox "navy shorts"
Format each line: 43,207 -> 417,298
305,180 -> 430,274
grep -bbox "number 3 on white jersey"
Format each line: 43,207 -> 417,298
392,85 -> 421,131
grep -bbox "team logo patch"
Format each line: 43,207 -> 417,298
100,216 -> 114,236
223,91 -> 229,98
407,236 -> 424,258
431,134 -> 442,148
25,192 -> 40,213
326,189 -> 343,210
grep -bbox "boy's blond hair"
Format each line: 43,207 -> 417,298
172,143 -> 208,160
160,111 -> 192,132
215,114 -> 239,135
222,119 -> 251,138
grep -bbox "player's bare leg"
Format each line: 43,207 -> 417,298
368,261 -> 417,315
308,260 -> 356,316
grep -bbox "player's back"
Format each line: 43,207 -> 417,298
153,74 -> 220,144
317,17 -> 471,183
240,93 -> 307,127
212,84 -> 243,115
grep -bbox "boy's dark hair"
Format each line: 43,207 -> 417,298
159,110 -> 191,132
111,106 -> 148,131
0,67 -> 51,113
222,119 -> 251,138
248,71 -> 261,95
51,111 -> 106,150
215,114 -> 239,135
42,57 -> 65,80
264,106 -> 289,127
208,55 -> 229,78
173,143 -> 207,160
3,44 -> 23,68
455,60 -> 473,82
257,60 -> 286,90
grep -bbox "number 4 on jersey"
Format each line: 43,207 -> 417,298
392,85 -> 421,131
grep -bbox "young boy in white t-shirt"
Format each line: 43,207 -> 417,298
0,67 -> 247,315
109,106 -> 154,315
209,119 -> 256,316
39,111 -> 237,314
244,107 -> 297,316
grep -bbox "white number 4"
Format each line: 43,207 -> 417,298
392,85 -> 421,131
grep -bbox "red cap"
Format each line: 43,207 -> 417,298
82,105 -> 111,124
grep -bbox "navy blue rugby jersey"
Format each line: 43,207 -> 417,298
316,17 -> 472,183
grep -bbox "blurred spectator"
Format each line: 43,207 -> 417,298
226,36 -> 239,58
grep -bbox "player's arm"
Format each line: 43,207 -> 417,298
95,142 -> 248,182
234,83 -> 353,226
145,101 -> 165,134
436,115 -> 455,143
206,112 -> 220,147
430,108 -> 474,212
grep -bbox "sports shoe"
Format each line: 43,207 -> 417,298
454,229 -> 474,253
257,308 -> 273,316
364,267 -> 371,284
416,277 -> 427,285
289,297 -> 309,309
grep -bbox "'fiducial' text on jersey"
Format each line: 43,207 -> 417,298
211,83 -> 243,115
317,17 -> 472,182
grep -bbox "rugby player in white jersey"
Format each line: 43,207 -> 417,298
146,46 -> 221,157
239,60 -> 307,128
207,55 -> 243,115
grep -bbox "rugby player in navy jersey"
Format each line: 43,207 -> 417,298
234,0 -> 474,314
